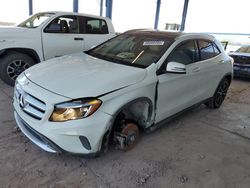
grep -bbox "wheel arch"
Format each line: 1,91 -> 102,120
223,73 -> 233,85
213,73 -> 232,95
0,48 -> 41,63
112,97 -> 154,126
100,97 -> 154,152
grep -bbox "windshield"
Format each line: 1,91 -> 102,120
18,13 -> 54,28
86,32 -> 173,68
236,46 -> 250,53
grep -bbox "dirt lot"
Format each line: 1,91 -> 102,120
0,79 -> 250,188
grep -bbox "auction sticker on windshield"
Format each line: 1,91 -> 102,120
143,41 -> 165,46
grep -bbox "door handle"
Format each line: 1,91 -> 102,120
192,67 -> 200,72
74,37 -> 84,41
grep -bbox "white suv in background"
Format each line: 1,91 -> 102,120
13,30 -> 233,157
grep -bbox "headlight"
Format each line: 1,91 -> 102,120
49,98 -> 102,122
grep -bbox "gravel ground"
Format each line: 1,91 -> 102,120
0,79 -> 250,188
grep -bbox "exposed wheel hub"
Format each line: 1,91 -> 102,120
115,123 -> 139,151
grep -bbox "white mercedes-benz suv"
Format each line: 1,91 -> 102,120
13,30 -> 233,156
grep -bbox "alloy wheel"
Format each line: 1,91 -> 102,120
7,59 -> 30,80
214,80 -> 229,107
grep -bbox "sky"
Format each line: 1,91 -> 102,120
0,0 -> 249,34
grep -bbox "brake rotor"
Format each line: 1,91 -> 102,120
121,123 -> 139,151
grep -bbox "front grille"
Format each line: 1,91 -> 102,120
15,85 -> 46,120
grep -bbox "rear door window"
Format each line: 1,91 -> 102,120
167,40 -> 199,65
84,17 -> 108,34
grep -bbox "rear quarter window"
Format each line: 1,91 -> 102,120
213,43 -> 221,56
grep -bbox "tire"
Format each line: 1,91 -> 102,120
0,52 -> 35,86
205,78 -> 230,109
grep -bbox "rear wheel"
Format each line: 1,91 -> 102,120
205,78 -> 230,109
0,52 -> 35,86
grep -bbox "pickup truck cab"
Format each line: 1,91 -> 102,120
0,11 -> 115,85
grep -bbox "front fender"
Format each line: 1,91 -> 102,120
98,79 -> 157,128
0,30 -> 44,61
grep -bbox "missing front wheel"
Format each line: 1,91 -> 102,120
114,122 -> 139,151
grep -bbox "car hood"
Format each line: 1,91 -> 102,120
0,26 -> 28,34
24,53 -> 147,99
0,26 -> 29,41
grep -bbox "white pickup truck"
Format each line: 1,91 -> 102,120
0,11 -> 116,85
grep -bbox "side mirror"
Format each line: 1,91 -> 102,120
166,61 -> 186,74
